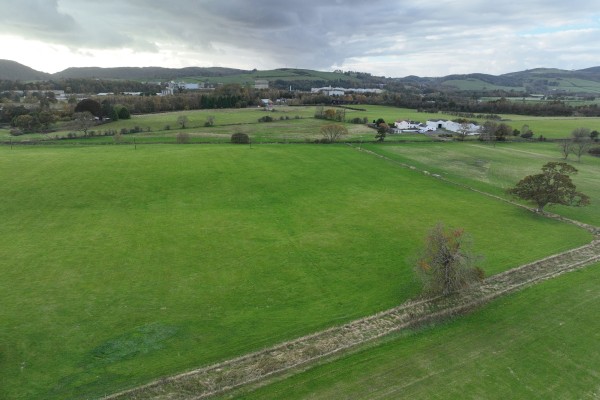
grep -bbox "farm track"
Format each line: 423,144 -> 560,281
104,145 -> 600,400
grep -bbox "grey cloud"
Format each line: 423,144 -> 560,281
0,0 -> 77,36
1,0 -> 599,75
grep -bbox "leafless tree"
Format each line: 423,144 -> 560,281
571,127 -> 592,162
320,124 -> 348,143
73,111 -> 95,136
414,223 -> 484,296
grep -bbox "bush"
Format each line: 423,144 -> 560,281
118,107 -> 131,120
176,132 -> 191,144
588,146 -> 600,157
258,115 -> 273,123
520,131 -> 534,139
231,132 -> 250,144
9,128 -> 24,136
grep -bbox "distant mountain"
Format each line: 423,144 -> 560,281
2,59 -> 600,95
0,60 -> 52,81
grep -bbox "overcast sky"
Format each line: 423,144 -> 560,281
1,0 -> 599,77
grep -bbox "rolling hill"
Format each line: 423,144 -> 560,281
2,59 -> 600,95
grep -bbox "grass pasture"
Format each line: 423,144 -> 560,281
233,262 -> 600,400
0,144 -> 592,399
2,104 -> 600,144
364,141 -> 600,226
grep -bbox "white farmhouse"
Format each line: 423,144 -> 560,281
394,120 -> 422,130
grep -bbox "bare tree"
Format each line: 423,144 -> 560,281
478,121 -> 497,146
558,139 -> 572,160
455,122 -> 471,141
320,124 -> 348,143
205,115 -> 215,127
414,223 -> 484,296
571,127 -> 592,162
177,115 -> 189,129
73,111 -> 95,136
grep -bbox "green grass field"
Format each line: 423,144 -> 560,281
233,262 -> 600,399
0,144 -> 592,399
363,141 -> 600,226
2,104 -> 599,144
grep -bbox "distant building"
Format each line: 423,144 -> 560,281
255,80 -> 269,90
421,120 -> 479,134
261,98 -> 274,111
160,81 -> 204,96
310,86 -> 383,96
394,120 -> 422,130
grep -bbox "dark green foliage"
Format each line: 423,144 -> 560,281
74,99 -> 102,117
520,131 -> 534,139
118,106 -> 131,120
587,146 -> 600,157
375,124 -> 388,142
258,115 -> 274,123
507,162 -> 590,212
349,117 -> 368,124
231,132 -> 250,144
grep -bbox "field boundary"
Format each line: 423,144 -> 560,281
104,238 -> 600,400
351,144 -> 599,234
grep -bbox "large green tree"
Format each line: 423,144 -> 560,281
74,98 -> 102,117
507,162 -> 590,212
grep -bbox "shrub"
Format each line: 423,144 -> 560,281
588,146 -> 600,157
176,132 -> 191,144
231,132 -> 250,144
319,124 -> 348,143
520,131 -> 534,139
118,107 -> 131,120
258,115 -> 273,123
349,117 -> 366,124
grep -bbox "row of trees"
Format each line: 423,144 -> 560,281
559,128 -> 599,161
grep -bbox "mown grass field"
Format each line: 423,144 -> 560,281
232,262 -> 600,400
363,141 -> 600,226
0,144 -> 592,399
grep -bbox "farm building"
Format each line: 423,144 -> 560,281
420,120 -> 480,134
394,120 -> 422,130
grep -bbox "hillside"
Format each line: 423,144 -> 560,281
0,59 -> 52,81
2,59 -> 600,95
51,66 -> 245,80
